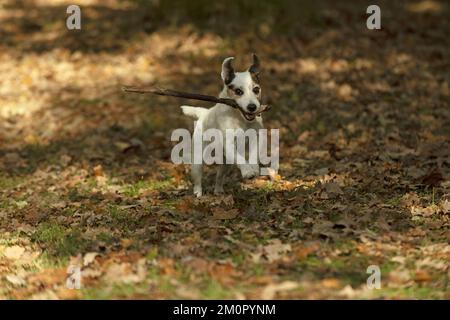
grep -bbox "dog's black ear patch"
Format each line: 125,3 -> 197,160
221,57 -> 235,85
249,53 -> 260,77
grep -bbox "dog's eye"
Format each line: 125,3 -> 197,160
234,88 -> 243,96
253,87 -> 260,94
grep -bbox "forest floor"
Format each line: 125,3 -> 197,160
0,0 -> 449,299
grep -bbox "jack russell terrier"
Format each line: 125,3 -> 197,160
181,54 -> 265,197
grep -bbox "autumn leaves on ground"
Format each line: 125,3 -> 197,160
0,0 -> 449,299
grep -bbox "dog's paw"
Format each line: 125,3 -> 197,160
193,186 -> 203,198
242,171 -> 257,179
240,165 -> 260,180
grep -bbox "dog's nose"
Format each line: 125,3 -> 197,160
247,104 -> 257,112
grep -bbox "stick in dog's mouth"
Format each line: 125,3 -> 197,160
243,112 -> 256,121
242,104 -> 271,121
242,111 -> 257,121
122,86 -> 271,121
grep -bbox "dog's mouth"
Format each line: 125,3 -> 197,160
242,111 -> 257,121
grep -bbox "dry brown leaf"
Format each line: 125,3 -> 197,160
295,243 -> 319,260
158,258 -> 178,276
103,261 -> 146,284
209,262 -> 240,285
83,252 -> 99,267
411,205 -> 440,217
440,200 -> 450,214
325,182 -> 343,195
93,164 -> 104,177
421,168 -> 444,187
186,258 -> 210,273
414,270 -> 432,283
261,281 -> 298,299
6,274 -> 26,286
212,208 -> 239,220
4,246 -> 25,260
321,278 -> 341,289
176,287 -> 200,299
263,239 -> 291,262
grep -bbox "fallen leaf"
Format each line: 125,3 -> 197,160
83,252 -> 99,267
388,269 -> 411,284
158,258 -> 178,276
314,167 -> 329,176
312,221 -> 339,239
411,205 -> 440,217
391,256 -> 406,265
121,238 -> 134,249
209,262 -> 240,285
415,257 -> 447,270
263,239 -> 291,262
325,182 -> 343,195
176,287 -> 200,299
421,168 -> 444,187
337,84 -> 353,100
56,288 -> 82,299
6,274 -> 26,286
93,165 -> 104,177
4,246 -> 25,260
261,281 -> 298,299
321,278 -> 341,289
213,208 -> 239,220
440,200 -> 450,214
103,261 -> 146,284
338,285 -> 356,298
414,270 -> 432,283
186,258 -> 210,273
295,243 -> 319,259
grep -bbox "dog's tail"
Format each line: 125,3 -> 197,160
181,106 -> 208,120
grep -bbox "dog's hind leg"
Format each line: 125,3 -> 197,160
191,164 -> 203,197
214,165 -> 230,195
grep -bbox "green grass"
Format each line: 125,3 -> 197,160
122,179 -> 172,197
0,174 -> 23,190
31,223 -> 89,259
106,204 -> 142,234
372,286 -> 443,299
96,232 -> 116,246
145,247 -> 159,261
201,279 -> 232,299
83,282 -> 150,300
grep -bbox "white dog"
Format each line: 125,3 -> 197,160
181,54 -> 265,197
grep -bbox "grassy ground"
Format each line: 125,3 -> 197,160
0,0 -> 449,299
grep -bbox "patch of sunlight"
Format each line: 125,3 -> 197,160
406,1 -> 442,13
0,99 -> 46,118
35,0 -> 119,7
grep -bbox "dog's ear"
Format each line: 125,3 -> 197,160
221,57 -> 235,85
248,53 -> 260,76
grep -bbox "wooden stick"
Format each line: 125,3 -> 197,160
122,86 -> 271,115
122,86 -> 239,108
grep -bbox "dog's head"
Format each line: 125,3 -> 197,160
221,54 -> 262,121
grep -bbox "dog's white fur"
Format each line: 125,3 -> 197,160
181,55 -> 264,197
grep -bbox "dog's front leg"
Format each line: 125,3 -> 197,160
191,120 -> 205,197
214,164 -> 230,194
191,163 -> 203,197
239,163 -> 259,180
239,137 -> 260,179
224,136 -> 259,180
